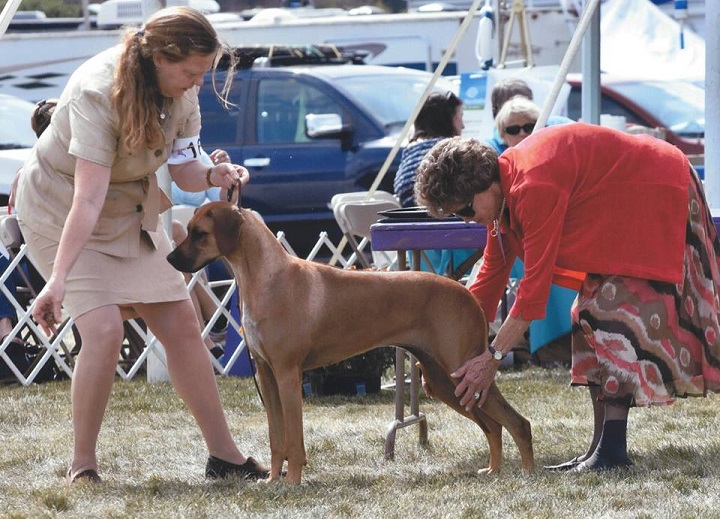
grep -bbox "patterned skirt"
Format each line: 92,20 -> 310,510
570,168 -> 720,407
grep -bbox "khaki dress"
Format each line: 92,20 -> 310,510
15,46 -> 197,319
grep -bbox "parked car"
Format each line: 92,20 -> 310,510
198,49 -> 457,231
0,93 -> 37,204
566,74 -> 705,157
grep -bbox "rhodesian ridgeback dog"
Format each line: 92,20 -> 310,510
167,202 -> 534,484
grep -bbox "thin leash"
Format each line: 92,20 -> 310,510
226,181 -> 265,407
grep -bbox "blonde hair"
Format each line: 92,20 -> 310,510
111,6 -> 236,153
496,95 -> 540,137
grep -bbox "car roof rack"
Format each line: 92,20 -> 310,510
218,44 -> 368,69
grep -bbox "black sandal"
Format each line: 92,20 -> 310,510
205,455 -> 269,480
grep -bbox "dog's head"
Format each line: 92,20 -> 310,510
167,201 -> 243,273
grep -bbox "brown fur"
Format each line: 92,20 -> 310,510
167,202 -> 534,483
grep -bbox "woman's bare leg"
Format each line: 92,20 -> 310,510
580,385 -> 604,460
137,299 -> 248,464
70,305 -> 125,475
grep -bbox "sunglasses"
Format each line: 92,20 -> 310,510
504,122 -> 536,136
450,200 -> 475,218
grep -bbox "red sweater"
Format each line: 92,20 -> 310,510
469,123 -> 691,321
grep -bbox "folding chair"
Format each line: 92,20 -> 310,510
331,191 -> 401,269
0,214 -> 156,384
0,213 -> 76,385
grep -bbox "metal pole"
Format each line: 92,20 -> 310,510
0,0 -> 23,39
580,0 -> 600,125
535,0 -> 601,129
705,0 -> 719,207
81,0 -> 90,30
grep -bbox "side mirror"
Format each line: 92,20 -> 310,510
306,113 -> 343,138
305,113 -> 354,151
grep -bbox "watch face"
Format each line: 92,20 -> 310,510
494,351 -> 503,360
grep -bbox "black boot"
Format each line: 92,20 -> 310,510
574,420 -> 632,472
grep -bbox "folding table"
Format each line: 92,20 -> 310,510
370,218 -> 486,459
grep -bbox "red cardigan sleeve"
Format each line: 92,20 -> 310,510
508,181 -> 570,320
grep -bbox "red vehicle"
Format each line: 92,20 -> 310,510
566,74 -> 705,157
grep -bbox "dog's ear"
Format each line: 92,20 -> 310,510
214,205 -> 243,257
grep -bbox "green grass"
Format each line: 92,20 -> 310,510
1,366 -> 718,518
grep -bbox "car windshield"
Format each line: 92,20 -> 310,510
0,96 -> 37,149
612,80 -> 705,138
335,73 -> 457,130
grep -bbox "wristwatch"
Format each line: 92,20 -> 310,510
488,344 -> 507,361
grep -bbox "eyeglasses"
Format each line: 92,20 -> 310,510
450,200 -> 475,218
504,122 -> 536,136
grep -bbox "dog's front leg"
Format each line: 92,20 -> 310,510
255,357 -> 286,481
276,367 -> 307,484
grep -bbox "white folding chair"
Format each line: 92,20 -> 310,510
331,192 -> 400,269
0,214 -> 79,385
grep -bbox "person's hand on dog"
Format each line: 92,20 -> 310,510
32,277 -> 65,336
452,350 -> 499,410
453,315 -> 531,410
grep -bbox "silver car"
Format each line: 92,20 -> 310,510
0,93 -> 37,203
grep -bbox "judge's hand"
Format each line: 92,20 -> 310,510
451,350 -> 499,410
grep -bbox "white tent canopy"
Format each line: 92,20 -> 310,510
601,0 -> 705,80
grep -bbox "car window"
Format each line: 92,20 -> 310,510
199,78 -> 243,147
567,87 -> 646,126
335,74 -> 456,130
612,81 -> 704,137
256,78 -> 342,144
0,96 -> 36,149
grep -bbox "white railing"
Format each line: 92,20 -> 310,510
0,228 -> 374,386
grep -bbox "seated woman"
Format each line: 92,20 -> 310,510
393,92 -> 474,276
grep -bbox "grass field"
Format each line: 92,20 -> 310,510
1,365 -> 718,518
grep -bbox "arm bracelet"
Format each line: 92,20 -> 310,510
205,166 -> 216,188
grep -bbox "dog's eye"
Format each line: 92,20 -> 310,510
190,229 -> 208,242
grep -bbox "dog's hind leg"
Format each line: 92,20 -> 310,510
415,355 -> 505,474
255,357 -> 286,481
481,383 -> 535,473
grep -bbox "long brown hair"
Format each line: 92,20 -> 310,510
111,6 -> 236,153
411,91 -> 463,143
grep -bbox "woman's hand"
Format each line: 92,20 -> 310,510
32,277 -> 66,336
451,350 -> 500,410
213,163 -> 250,205
209,149 -> 230,165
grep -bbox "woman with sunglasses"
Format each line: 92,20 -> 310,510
414,123 -> 720,472
485,77 -> 573,155
495,95 -> 540,148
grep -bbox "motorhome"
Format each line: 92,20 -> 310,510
0,2 -> 578,103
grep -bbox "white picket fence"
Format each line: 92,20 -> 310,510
0,228 -> 369,387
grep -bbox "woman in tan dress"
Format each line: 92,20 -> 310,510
14,7 -> 268,483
